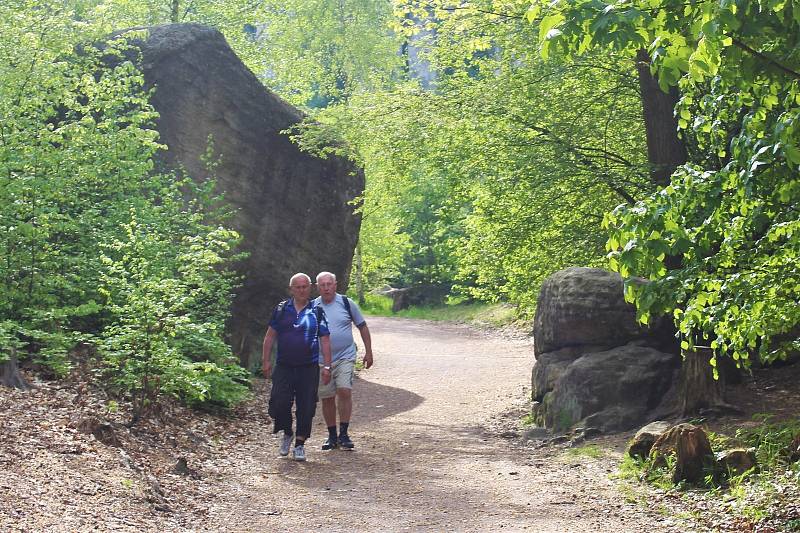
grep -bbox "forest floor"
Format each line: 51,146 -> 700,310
1,316 -> 799,532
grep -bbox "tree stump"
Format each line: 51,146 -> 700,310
70,416 -> 121,447
1,348 -> 30,390
650,423 -> 716,484
788,433 -> 800,463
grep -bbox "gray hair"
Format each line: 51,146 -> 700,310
289,272 -> 311,286
315,271 -> 337,283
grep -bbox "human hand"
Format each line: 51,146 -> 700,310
321,367 -> 331,385
363,351 -> 373,369
262,362 -> 272,380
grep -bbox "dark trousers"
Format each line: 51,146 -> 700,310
268,363 -> 319,438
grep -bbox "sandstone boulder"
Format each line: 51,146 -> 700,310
115,24 -> 363,363
531,346 -> 589,401
628,420 -> 672,459
533,267 -> 675,356
534,343 -> 679,433
384,288 -> 410,312
715,448 -> 757,476
530,267 -> 680,434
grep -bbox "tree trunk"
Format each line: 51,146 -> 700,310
679,348 -> 725,416
355,239 -> 365,306
170,0 -> 180,23
635,49 -> 688,186
1,348 -> 30,390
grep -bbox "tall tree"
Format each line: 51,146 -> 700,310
533,1 -> 800,379
635,48 -> 687,186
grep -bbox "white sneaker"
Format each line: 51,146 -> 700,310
292,444 -> 306,462
279,433 -> 292,456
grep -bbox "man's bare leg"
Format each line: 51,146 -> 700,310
322,396 -> 337,426
336,388 -> 352,423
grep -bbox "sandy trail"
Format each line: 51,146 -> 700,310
202,317 -> 673,532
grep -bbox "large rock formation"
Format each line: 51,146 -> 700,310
532,267 -> 680,433
116,24 -> 363,364
534,267 -> 674,356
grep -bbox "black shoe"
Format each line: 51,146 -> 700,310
321,437 -> 339,451
338,434 -> 355,450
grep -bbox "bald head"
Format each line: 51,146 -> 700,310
288,272 -> 312,307
316,271 -> 336,284
289,272 -> 311,287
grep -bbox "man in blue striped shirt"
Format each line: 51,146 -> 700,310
263,273 -> 332,461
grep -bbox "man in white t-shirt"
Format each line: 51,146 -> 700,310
314,271 -> 373,450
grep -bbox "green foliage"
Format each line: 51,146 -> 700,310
80,0 -> 404,107
0,4 -> 247,416
349,293 -> 394,316
0,3 -> 156,374
735,415 -> 800,471
98,205 -> 246,418
247,0 -> 404,106
293,1 -> 653,312
536,0 -> 800,367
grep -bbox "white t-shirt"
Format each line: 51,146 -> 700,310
312,294 -> 366,362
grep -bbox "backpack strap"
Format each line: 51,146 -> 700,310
272,299 -> 289,323
313,302 -> 325,339
277,299 -> 288,315
340,294 -> 353,323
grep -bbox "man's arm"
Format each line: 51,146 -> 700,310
262,327 -> 277,379
320,334 -> 332,385
357,323 -> 373,369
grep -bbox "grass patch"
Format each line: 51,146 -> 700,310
520,412 -> 536,427
560,444 -> 605,461
394,301 -> 516,326
353,293 -> 394,315
615,454 -> 648,481
352,293 -> 519,328
734,414 -> 800,470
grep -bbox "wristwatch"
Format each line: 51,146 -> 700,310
323,366 -> 331,371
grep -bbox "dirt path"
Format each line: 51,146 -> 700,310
201,317 -> 678,532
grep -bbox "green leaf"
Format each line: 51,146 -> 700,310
539,13 -> 565,43
526,4 -> 541,23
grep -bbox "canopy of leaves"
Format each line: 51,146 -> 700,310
75,0 -> 404,106
293,0 -> 654,313
535,0 -> 800,367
